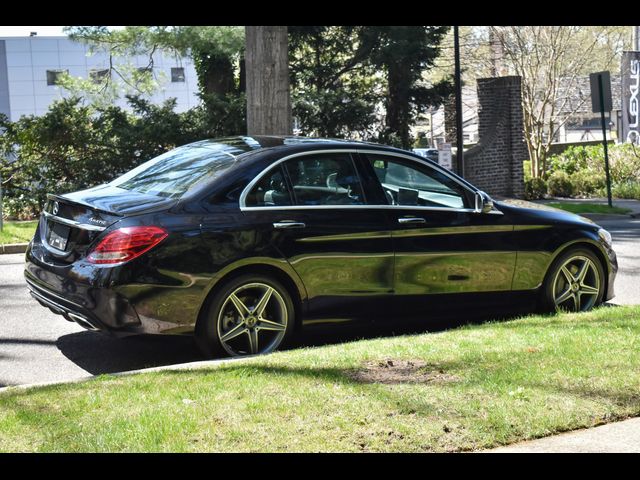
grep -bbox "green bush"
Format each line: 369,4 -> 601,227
548,146 -> 591,175
547,171 -> 573,197
0,95 -> 243,220
611,181 -> 640,200
546,143 -> 640,199
0,194 -> 41,220
548,143 -> 640,185
570,170 -> 606,197
524,177 -> 547,200
523,160 -> 533,181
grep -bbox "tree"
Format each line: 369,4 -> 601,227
431,26 -> 631,179
364,26 -> 454,149
64,26 -> 246,134
245,26 -> 292,135
490,26 -> 631,178
0,95 -> 218,218
289,26 -> 452,146
288,26 -> 381,139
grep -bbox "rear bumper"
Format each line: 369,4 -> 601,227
26,278 -> 104,332
24,252 -> 143,334
24,241 -> 199,336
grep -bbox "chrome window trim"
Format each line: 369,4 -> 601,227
43,210 -> 107,232
239,149 -> 362,209
241,204 -> 503,215
238,148 -> 503,215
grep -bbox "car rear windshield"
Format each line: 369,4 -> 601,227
110,139 -> 260,198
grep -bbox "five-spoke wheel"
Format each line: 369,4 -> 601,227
543,248 -> 605,313
196,274 -> 295,358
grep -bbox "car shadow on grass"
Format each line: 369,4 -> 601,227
55,304 -> 538,376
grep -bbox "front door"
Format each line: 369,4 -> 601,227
241,151 -> 394,320
360,152 -> 516,312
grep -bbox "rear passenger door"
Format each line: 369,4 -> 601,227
241,151 -> 394,319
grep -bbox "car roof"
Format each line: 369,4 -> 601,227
188,135 -> 417,171
194,135 -> 390,151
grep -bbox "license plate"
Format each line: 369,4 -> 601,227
48,222 -> 71,251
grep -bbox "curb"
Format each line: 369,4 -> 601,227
580,213 -> 638,221
0,243 -> 28,254
0,355 -> 257,395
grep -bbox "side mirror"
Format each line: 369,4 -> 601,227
474,190 -> 494,214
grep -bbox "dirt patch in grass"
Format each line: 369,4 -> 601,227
349,359 -> 458,385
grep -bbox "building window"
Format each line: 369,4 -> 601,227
89,69 -> 110,84
46,69 -> 68,86
171,67 -> 185,83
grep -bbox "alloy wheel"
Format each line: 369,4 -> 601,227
552,255 -> 601,312
216,282 -> 288,356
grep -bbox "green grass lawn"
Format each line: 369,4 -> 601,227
547,202 -> 632,215
0,220 -> 37,245
1,305 -> 640,452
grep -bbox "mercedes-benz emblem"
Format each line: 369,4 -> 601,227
52,201 -> 59,215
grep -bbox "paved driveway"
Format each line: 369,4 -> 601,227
597,217 -> 640,306
0,253 -> 204,388
1,216 -> 638,388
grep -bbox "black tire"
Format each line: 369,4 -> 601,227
195,273 -> 296,359
540,247 -> 605,313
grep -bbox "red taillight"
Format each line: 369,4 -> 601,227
87,226 -> 168,265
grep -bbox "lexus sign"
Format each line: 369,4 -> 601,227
622,51 -> 640,145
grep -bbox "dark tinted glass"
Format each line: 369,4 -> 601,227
369,155 -> 467,208
111,140 -> 259,198
245,166 -> 293,207
285,153 -> 365,205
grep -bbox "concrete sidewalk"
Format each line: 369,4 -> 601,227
536,197 -> 640,217
489,417 -> 640,453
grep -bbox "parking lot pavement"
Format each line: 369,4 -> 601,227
0,253 -> 204,388
1,214 -> 638,387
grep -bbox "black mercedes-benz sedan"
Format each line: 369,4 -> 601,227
25,136 -> 617,357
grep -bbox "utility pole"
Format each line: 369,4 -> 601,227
634,26 -> 640,50
453,26 -> 464,177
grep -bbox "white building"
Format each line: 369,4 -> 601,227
412,85 -> 480,148
0,35 -> 200,121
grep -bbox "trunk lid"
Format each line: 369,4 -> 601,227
38,184 -> 176,263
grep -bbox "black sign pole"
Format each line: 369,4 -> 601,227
454,26 -> 464,177
597,74 -> 613,208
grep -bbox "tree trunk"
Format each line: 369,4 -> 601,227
384,62 -> 412,148
202,54 -> 235,97
239,56 -> 246,94
245,26 -> 292,136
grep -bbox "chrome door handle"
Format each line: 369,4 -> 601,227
273,221 -> 306,229
397,217 -> 426,224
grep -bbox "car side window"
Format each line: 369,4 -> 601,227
368,155 -> 468,209
284,153 -> 366,206
245,165 -> 294,207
